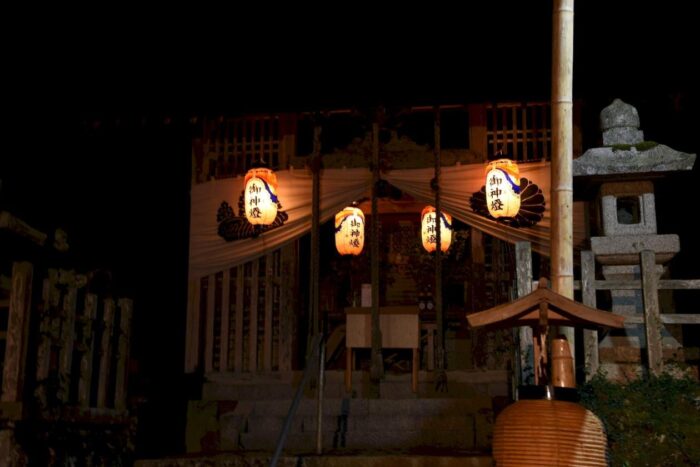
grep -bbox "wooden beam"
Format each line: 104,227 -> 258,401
581,251 -> 599,379
185,279 -> 201,373
235,264 -> 244,372
0,211 -> 47,245
1,262 -> 33,402
310,123 -> 322,341
278,244 -> 294,372
78,293 -> 98,407
264,253 -> 274,371
114,298 -> 133,411
58,276 -> 77,403
515,242 -> 534,386
204,274 -> 216,373
97,299 -> 115,408
467,286 -> 625,330
370,120 -> 383,381
37,270 -> 59,383
641,250 -> 663,376
249,260 -> 260,372
220,268 -> 231,372
625,314 -> 700,325
434,107 -> 445,372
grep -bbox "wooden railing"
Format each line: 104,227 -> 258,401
576,250 -> 700,377
186,243 -> 297,374
0,261 -> 133,464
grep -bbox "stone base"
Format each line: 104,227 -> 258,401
591,234 -> 679,265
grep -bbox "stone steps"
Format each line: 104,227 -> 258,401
136,451 -> 493,467
187,370 -> 507,454
220,397 -> 493,452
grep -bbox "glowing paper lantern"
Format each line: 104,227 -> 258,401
244,167 -> 279,225
421,206 -> 453,253
485,159 -> 521,218
335,206 -> 365,255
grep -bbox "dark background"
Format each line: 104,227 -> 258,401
1,1 -> 698,458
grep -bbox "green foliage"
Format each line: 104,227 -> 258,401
579,372 -> 700,466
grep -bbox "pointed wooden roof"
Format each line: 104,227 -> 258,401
466,282 -> 625,330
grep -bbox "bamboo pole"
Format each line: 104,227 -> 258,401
434,108 -> 445,373
370,120 -> 384,382
551,0 -> 575,355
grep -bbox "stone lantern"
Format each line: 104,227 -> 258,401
573,99 -> 696,378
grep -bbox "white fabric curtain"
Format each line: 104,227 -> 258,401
384,161 -> 587,259
189,167 -> 372,280
189,163 -> 586,280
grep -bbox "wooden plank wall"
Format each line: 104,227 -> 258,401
194,244 -> 295,375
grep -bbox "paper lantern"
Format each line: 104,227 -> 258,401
244,167 -> 279,225
335,206 -> 365,255
485,159 -> 521,218
421,206 -> 452,253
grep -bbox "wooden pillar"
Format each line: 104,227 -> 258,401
220,268 -> 231,372
204,274 -> 216,373
264,253 -> 274,371
515,243 -> 534,386
97,299 -> 115,408
278,244 -> 295,372
185,278 -> 201,373
370,120 -> 384,381
249,261 -> 260,372
114,298 -> 133,411
1,262 -> 33,402
641,250 -> 663,376
551,0 -> 576,354
234,265 -> 245,372
581,251 -> 599,379
58,272 -> 77,403
309,123 -> 322,343
36,269 -> 61,401
434,108 -> 445,372
78,293 -> 97,407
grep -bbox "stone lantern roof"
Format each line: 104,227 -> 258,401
573,99 -> 695,178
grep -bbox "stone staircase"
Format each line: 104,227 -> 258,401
233,397 -> 491,452
137,370 -> 506,466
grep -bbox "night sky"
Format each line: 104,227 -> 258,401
2,1 -> 699,458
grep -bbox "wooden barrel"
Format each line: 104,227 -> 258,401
492,399 -> 608,466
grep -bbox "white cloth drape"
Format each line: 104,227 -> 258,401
384,161 -> 587,259
189,168 -> 372,280
189,163 -> 586,280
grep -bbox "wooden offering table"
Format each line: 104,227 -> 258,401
345,306 -> 420,392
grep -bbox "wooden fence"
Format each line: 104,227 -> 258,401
0,262 -> 133,464
514,242 -> 700,384
576,250 -> 700,377
185,243 -> 297,375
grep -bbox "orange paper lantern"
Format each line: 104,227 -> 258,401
244,167 -> 279,225
335,206 -> 365,255
421,206 -> 452,253
485,159 -> 521,218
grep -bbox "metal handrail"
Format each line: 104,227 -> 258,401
269,332 -> 324,467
